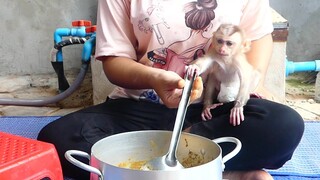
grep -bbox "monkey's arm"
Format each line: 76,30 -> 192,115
187,55 -> 215,78
203,73 -> 218,107
201,72 -> 222,121
235,66 -> 251,107
229,51 -> 263,126
228,64 -> 251,126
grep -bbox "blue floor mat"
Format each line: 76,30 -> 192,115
268,121 -> 320,180
0,116 -> 60,139
0,117 -> 319,179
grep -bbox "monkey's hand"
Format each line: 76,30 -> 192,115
186,64 -> 201,79
250,92 -> 264,99
230,105 -> 244,126
201,103 -> 223,121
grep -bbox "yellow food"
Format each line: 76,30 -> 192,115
118,150 -> 206,170
118,160 -> 147,170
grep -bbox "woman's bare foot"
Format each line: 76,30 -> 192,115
223,170 -> 274,180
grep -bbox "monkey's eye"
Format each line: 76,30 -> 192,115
226,41 -> 233,46
217,39 -> 224,44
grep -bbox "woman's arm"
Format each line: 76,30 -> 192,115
247,34 -> 273,79
246,33 -> 278,101
101,56 -> 168,89
101,56 -> 203,108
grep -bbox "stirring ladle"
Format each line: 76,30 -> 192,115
142,72 -> 196,171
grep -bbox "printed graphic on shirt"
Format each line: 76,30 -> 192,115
138,2 -> 170,45
138,0 -> 218,103
139,89 -> 160,103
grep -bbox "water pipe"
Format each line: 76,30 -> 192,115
54,20 -> 92,62
51,36 -> 90,92
82,33 -> 96,63
286,58 -> 320,102
51,21 -> 96,92
0,20 -> 96,106
286,58 -> 320,76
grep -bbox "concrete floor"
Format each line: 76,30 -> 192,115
0,72 -> 319,121
0,71 -> 93,117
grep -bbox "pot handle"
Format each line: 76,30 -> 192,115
65,150 -> 103,179
212,137 -> 242,164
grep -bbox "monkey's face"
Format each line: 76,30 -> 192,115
213,32 -> 242,57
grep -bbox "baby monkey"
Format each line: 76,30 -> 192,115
187,24 -> 260,126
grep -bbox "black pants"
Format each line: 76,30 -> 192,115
37,98 -> 304,180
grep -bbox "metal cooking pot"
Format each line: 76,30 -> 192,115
65,130 -> 241,180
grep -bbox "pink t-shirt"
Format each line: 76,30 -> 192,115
95,0 -> 273,104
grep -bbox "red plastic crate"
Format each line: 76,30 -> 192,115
0,132 -> 63,180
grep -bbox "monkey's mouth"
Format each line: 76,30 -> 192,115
218,52 -> 229,56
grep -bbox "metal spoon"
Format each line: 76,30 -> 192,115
142,72 -> 196,171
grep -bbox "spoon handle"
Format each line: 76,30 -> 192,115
166,72 -> 196,166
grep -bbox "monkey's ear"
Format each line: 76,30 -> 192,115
242,40 -> 251,53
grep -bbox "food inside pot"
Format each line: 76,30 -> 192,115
118,159 -> 148,170
118,150 -> 207,170
181,150 -> 205,168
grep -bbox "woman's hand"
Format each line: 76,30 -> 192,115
151,70 -> 203,108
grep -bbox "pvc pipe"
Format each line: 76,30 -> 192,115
286,59 -> 320,76
54,27 -> 87,43
54,27 -> 87,62
54,37 -> 88,51
51,37 -> 88,63
53,20 -> 94,62
50,37 -> 90,92
82,33 -> 96,62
